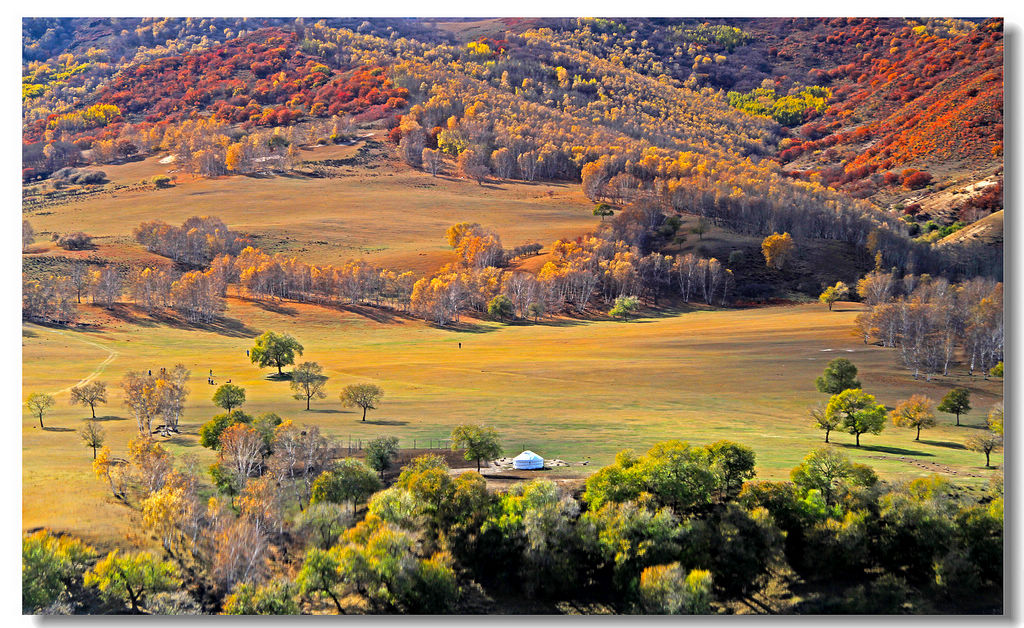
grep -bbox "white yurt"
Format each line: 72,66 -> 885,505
513,450 -> 544,470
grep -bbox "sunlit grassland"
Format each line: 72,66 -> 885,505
23,299 -> 1003,549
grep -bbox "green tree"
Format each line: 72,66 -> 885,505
250,331 -> 304,376
818,281 -> 849,311
294,502 -> 351,549
826,388 -> 887,446
789,446 -> 854,506
291,361 -> 329,410
527,301 -> 546,322
212,383 -> 246,412
815,358 -> 861,395
198,410 -> 253,449
340,383 -> 383,421
487,294 -> 514,321
691,217 -> 709,241
26,392 -> 55,429
989,362 -> 1003,378
83,550 -> 180,613
609,295 -> 640,321
889,395 -> 937,441
223,579 -> 300,615
938,387 -> 972,426
706,440 -> 756,499
296,547 -> 345,613
450,424 -> 503,471
366,436 -> 400,479
70,381 -> 107,418
22,530 -> 96,613
79,419 -> 105,459
593,203 -> 614,221
310,459 -> 382,508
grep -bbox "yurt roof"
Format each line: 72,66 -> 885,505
514,450 -> 543,461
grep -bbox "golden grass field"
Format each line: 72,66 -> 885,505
21,135 -> 1003,551
23,296 -> 1003,550
23,136 -> 599,275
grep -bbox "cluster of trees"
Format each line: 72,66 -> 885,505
852,270 -> 1003,378
809,358 -> 1003,466
23,273 -> 78,324
26,429 -> 1002,614
133,216 -> 249,267
235,247 -> 417,309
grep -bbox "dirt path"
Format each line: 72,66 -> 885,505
31,326 -> 120,395
867,454 -> 984,478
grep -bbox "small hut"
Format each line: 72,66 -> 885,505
513,450 -> 544,470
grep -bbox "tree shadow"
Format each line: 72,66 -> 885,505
162,436 -> 198,448
360,419 -> 409,426
955,423 -> 991,430
22,328 -> 37,338
42,426 -> 75,432
251,300 -> 298,316
428,321 -> 500,334
305,408 -> 343,414
321,302 -> 417,325
88,415 -> 127,422
103,305 -> 258,338
919,440 -> 967,450
503,318 -> 590,328
840,443 -> 934,457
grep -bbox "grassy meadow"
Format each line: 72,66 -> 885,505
23,296 -> 1003,550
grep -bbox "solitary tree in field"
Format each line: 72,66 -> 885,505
70,381 -> 107,418
690,217 -> 709,241
818,281 -> 849,311
593,203 -> 614,221
609,295 -> 641,321
79,419 -> 106,459
815,358 -> 861,395
487,294 -> 514,321
938,388 -> 971,426
450,424 -> 503,471
966,432 -> 1002,468
889,395 -> 936,441
26,392 -> 55,429
810,405 -> 841,443
212,383 -> 246,412
340,383 -> 383,421
365,436 -> 400,479
761,232 -> 795,269
250,331 -> 304,376
291,362 -> 329,410
826,388 -> 886,447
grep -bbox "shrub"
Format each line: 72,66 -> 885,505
902,170 -> 932,189
57,232 -> 93,250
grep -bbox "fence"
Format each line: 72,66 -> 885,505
343,437 -> 452,455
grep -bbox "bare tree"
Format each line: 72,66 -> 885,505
70,381 -> 107,418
